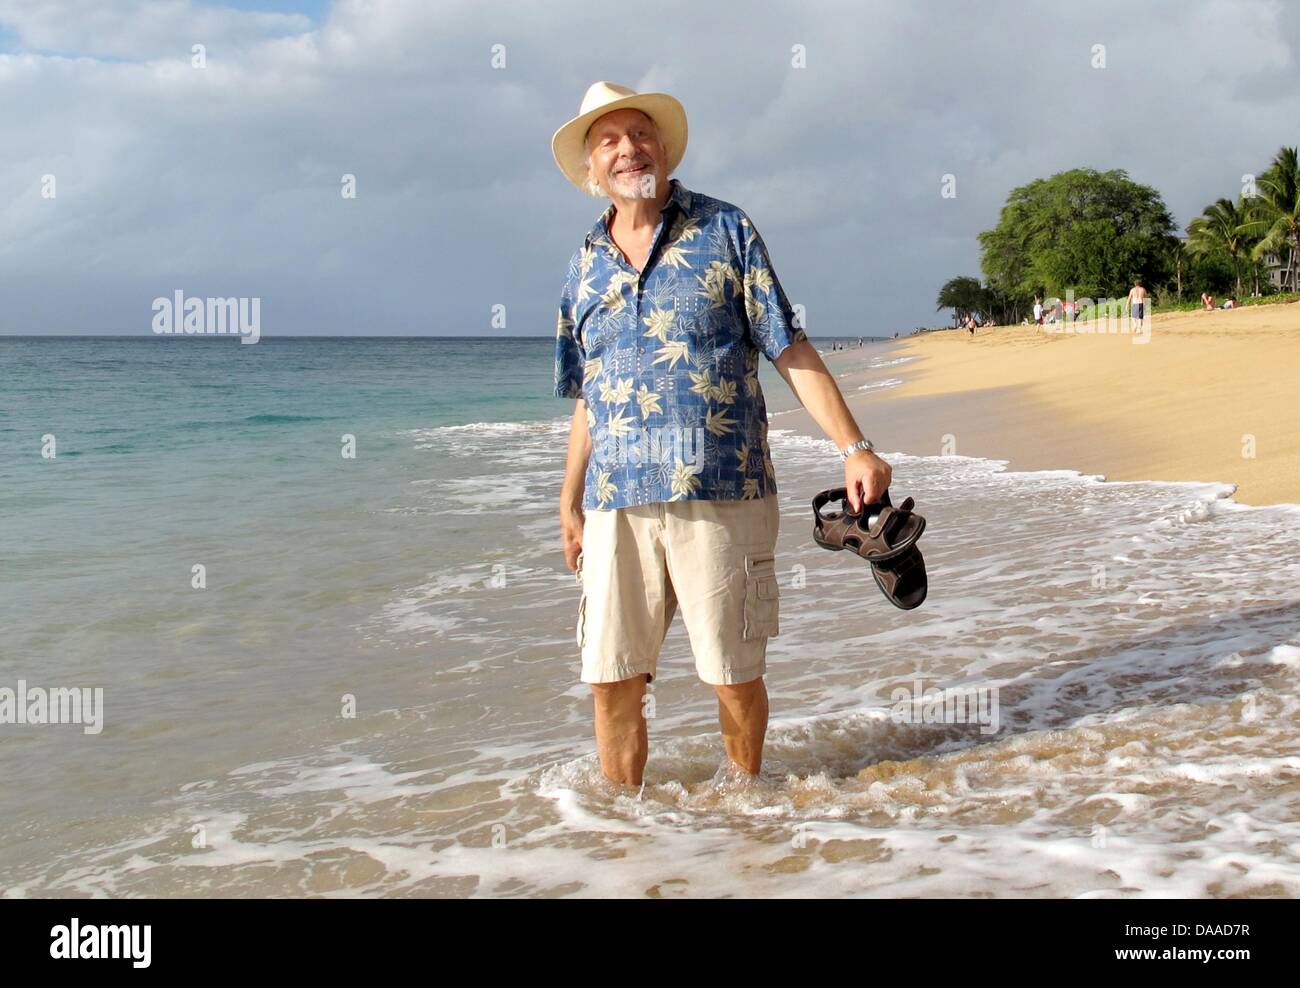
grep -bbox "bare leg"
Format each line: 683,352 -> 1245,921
590,675 -> 649,786
714,677 -> 769,775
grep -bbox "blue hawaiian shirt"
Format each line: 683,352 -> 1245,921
553,178 -> 808,511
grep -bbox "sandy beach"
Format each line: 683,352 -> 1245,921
782,303 -> 1300,507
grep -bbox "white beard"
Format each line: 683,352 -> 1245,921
610,168 -> 657,199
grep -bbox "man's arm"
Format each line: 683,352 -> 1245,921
773,339 -> 892,510
552,251 -> 590,571
559,398 -> 590,571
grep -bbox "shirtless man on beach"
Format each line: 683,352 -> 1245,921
1128,279 -> 1148,329
550,82 -> 891,787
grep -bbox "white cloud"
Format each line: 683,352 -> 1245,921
0,0 -> 310,59
1,0 -> 1298,336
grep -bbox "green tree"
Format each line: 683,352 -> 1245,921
1243,146 -> 1300,293
981,283 -> 1020,325
1187,250 -> 1236,298
1186,198 -> 1249,297
936,276 -> 986,324
978,168 -> 1179,300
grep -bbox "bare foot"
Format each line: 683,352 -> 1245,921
709,756 -> 763,792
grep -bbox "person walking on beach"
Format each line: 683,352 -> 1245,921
1033,297 -> 1043,325
1128,278 -> 1148,330
551,82 -> 892,788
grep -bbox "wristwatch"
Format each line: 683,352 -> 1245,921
839,438 -> 875,461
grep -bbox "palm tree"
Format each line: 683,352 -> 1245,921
1243,146 -> 1300,293
1165,237 -> 1189,303
1187,198 -> 1248,297
936,276 -> 985,325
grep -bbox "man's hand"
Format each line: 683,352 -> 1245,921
560,398 -> 591,571
560,500 -> 585,571
844,450 -> 892,512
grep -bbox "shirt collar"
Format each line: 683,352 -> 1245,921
584,178 -> 693,249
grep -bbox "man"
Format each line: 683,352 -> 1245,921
550,82 -> 891,788
1128,278 -> 1148,329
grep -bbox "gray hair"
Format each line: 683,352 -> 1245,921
581,151 -> 604,198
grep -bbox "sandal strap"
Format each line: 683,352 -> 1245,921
859,505 -> 926,562
812,487 -> 849,526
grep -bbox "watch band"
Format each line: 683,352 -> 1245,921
839,438 -> 875,460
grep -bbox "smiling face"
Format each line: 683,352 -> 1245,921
583,107 -> 668,200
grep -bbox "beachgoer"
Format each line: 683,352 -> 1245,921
551,82 -> 892,787
1128,279 -> 1148,328
1201,292 -> 1215,311
1033,297 -> 1044,325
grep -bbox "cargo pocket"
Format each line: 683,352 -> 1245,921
742,552 -> 780,640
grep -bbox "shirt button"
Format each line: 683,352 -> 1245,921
638,346 -> 645,354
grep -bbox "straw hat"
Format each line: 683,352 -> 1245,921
551,81 -> 688,193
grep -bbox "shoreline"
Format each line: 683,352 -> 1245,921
776,303 -> 1300,508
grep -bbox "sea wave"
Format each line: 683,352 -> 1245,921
858,378 -> 903,392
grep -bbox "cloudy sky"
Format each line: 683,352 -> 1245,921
2,0 -> 1298,337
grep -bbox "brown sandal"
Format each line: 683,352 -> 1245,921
867,541 -> 928,610
812,488 -> 925,560
812,487 -> 929,610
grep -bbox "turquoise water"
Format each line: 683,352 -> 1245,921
1,337 -> 571,844
1,336 -> 562,438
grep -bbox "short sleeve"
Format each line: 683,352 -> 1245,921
738,212 -> 808,362
553,256 -> 585,399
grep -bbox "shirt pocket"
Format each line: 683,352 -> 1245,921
742,551 -> 780,640
576,299 -> 623,356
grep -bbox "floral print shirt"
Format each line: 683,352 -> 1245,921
553,178 -> 807,511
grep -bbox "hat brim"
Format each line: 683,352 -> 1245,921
551,92 -> 688,193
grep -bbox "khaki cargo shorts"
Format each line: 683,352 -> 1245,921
573,494 -> 781,686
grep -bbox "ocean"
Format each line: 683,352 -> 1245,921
2,335 -> 1297,897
